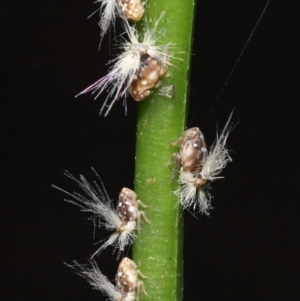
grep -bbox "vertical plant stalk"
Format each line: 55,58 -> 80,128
133,1 -> 196,301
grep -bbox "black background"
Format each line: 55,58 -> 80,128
2,0 -> 299,300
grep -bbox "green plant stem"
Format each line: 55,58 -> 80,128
133,1 -> 196,301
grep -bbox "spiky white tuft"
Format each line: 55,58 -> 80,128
95,0 -> 119,46
52,168 -> 136,257
200,112 -> 233,181
175,172 -> 212,214
66,260 -> 123,300
90,223 -> 136,258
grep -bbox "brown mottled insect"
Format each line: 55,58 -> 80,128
129,55 -> 168,101
118,0 -> 145,22
66,258 -> 147,301
117,187 -> 150,232
116,257 -> 148,301
52,168 -> 150,258
167,127 -> 207,181
76,13 -> 172,116
170,113 -> 234,214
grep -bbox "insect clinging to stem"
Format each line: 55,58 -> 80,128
76,13 -> 173,116
168,112 -> 234,214
52,168 -> 150,258
65,257 -> 148,301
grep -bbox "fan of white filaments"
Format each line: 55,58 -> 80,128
76,12 -> 172,116
65,260 -> 123,301
93,0 -> 119,46
52,168 -> 136,258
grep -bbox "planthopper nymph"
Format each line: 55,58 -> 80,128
76,13 -> 172,116
168,112 -> 234,214
52,168 -> 150,257
66,257 -> 148,301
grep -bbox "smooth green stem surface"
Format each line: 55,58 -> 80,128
133,1 -> 196,301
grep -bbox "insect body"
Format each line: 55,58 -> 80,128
117,187 -> 150,233
129,55 -> 168,101
169,113 -> 233,214
116,257 -> 148,301
66,257 -> 147,301
168,127 -> 207,178
118,0 -> 145,22
52,168 -> 150,257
